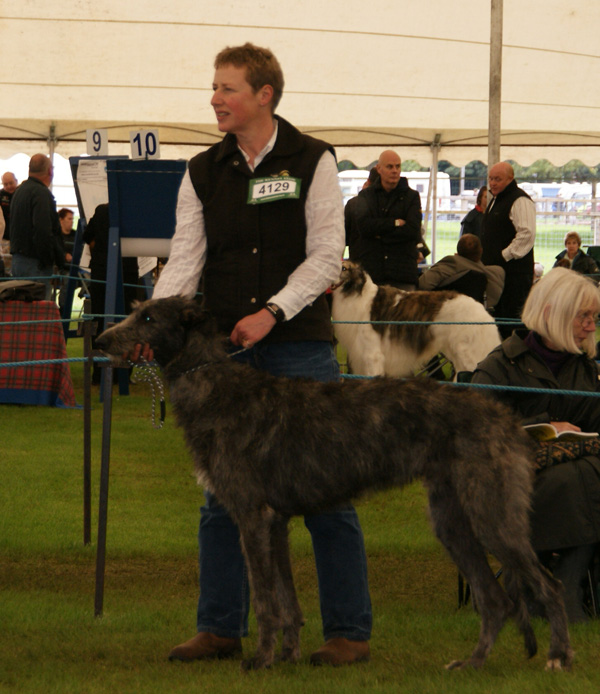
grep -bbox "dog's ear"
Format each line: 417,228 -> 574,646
180,301 -> 216,334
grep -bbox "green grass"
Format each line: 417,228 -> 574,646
2,340 -> 600,693
428,221 -> 596,273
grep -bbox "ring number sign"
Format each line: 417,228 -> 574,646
130,130 -> 161,160
86,129 -> 109,156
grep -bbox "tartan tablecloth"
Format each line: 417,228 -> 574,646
0,300 -> 77,407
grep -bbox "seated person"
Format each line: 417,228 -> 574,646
418,234 -> 505,309
472,267 -> 600,622
553,231 -> 599,276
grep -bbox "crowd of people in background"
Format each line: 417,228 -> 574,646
1,155 -> 598,308
0,159 -> 76,297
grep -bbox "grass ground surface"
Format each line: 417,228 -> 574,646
2,337 -> 600,693
429,220 -> 596,273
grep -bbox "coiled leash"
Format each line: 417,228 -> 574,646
128,344 -> 251,429
129,359 -> 166,430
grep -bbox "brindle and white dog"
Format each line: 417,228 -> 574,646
97,297 -> 572,673
331,261 -> 501,378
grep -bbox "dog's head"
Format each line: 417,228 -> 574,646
96,296 -> 219,368
330,261 -> 369,295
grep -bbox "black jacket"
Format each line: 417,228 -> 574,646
9,177 -> 63,268
349,177 -> 422,286
553,249 -> 599,275
187,116 -> 333,342
481,179 -> 533,277
460,207 -> 484,239
473,331 -> 600,551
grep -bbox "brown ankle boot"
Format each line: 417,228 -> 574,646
310,638 -> 370,666
168,632 -> 242,661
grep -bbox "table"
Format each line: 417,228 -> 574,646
0,300 -> 77,407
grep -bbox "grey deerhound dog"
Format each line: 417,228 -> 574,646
97,297 -> 573,672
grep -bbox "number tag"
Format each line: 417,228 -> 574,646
86,129 -> 108,156
247,176 -> 301,205
129,129 -> 160,160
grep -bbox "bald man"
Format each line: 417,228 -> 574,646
9,154 -> 64,299
0,171 -> 18,275
481,162 -> 536,337
349,150 -> 422,289
1,171 -> 17,233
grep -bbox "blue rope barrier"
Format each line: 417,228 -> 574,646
0,314 -> 127,326
332,319 -> 514,326
0,297 -> 597,402
2,352 -> 600,400
341,372 -> 600,398
5,273 -> 143,291
0,356 -> 111,369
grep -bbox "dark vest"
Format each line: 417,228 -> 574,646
481,179 -> 533,275
188,116 -> 334,342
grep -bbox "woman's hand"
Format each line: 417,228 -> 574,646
123,343 -> 154,363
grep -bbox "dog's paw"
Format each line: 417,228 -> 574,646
545,646 -> 574,672
445,659 -> 465,670
545,648 -> 574,672
278,646 -> 301,663
445,657 -> 484,671
240,656 -> 273,671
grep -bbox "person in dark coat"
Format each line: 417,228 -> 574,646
472,267 -> 600,622
9,154 -> 64,299
460,185 -> 487,239
418,233 -> 505,309
349,150 -> 422,290
553,231 -> 599,276
481,163 -> 536,338
82,203 -> 138,383
344,167 -> 379,249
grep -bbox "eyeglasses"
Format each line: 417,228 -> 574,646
574,310 -> 598,328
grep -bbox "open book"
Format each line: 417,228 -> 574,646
523,423 -> 599,442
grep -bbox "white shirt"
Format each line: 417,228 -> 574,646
153,123 -> 344,321
488,194 -> 536,262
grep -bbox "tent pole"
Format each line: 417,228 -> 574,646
488,0 -> 503,168
423,171 -> 433,237
429,134 -> 441,262
47,123 -> 57,192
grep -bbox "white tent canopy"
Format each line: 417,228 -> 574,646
1,0 -> 599,167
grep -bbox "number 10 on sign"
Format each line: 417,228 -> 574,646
130,130 -> 160,160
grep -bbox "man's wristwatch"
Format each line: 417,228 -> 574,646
265,302 -> 285,323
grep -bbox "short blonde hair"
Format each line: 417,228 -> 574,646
215,43 -> 284,112
521,267 -> 600,357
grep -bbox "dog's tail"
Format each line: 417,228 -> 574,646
502,567 -> 538,659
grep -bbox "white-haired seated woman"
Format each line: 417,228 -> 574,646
472,267 -> 600,622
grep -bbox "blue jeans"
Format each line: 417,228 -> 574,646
196,341 -> 372,641
11,254 -> 53,300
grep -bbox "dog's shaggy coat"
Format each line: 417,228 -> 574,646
97,297 -> 572,672
331,261 -> 501,377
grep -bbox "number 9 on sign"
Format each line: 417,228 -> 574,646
86,129 -> 108,156
130,130 -> 161,160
